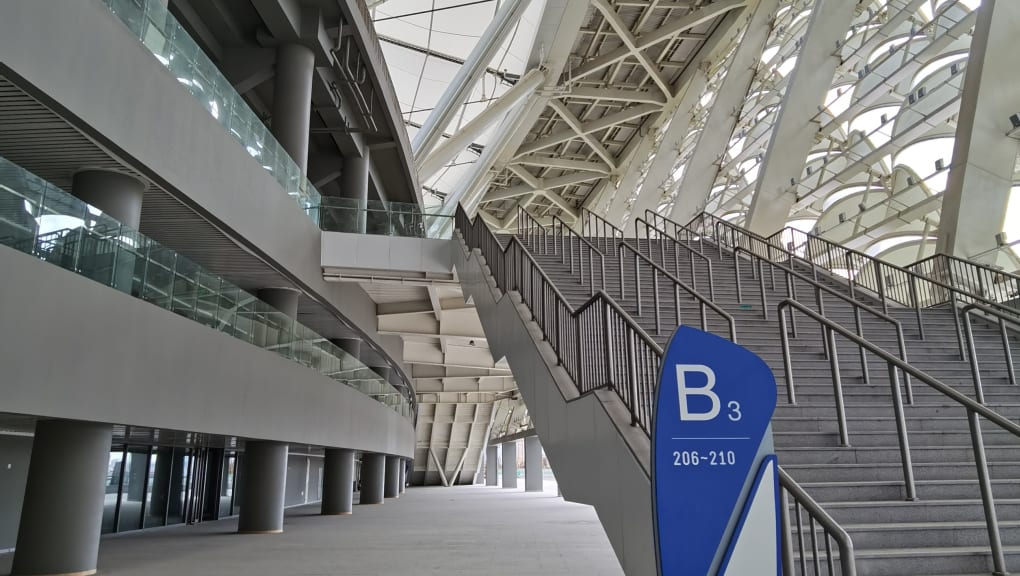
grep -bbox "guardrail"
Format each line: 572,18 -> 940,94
551,215 -> 607,296
634,216 -> 716,300
456,206 -> 855,575
777,299 -> 1020,575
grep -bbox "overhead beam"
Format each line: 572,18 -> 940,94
518,103 -> 661,155
563,86 -> 667,106
571,0 -> 749,81
591,0 -> 674,97
513,155 -> 613,174
411,0 -> 532,160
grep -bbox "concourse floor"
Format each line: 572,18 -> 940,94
1,485 -> 624,576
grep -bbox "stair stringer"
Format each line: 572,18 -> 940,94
453,236 -> 656,576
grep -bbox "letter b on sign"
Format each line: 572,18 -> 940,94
676,364 -> 720,422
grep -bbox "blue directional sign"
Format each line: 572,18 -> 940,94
652,326 -> 781,576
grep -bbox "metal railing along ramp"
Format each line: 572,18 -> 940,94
455,205 -> 1020,576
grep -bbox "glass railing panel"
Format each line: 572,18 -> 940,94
0,156 -> 411,417
100,0 -> 322,222
315,198 -> 454,239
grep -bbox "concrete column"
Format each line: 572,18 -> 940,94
321,448 -> 355,515
744,0 -> 858,235
271,43 -> 315,173
524,436 -> 543,492
501,441 -> 517,489
257,287 -> 300,319
341,151 -> 371,233
485,445 -> 498,486
398,459 -> 407,493
12,420 -> 112,576
71,169 -> 145,229
369,365 -> 391,382
330,338 -> 361,359
359,453 -> 386,505
384,456 -> 400,498
237,441 -> 288,534
937,0 -> 1020,258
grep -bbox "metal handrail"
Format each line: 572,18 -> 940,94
779,466 -> 858,576
961,302 -> 1020,391
580,207 -> 624,255
457,206 -> 662,432
617,241 -> 738,342
756,220 -> 1020,333
777,298 -> 1020,576
645,210 -> 707,256
517,206 -> 550,255
910,252 -> 1020,311
551,215 -> 607,296
634,217 -> 716,301
732,246 -> 914,402
456,207 -> 851,574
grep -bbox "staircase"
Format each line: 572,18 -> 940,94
454,206 -> 1020,576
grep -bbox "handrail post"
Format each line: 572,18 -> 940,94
963,312 -> 985,404
780,488 -> 795,576
779,307 -> 797,404
887,363 -> 917,501
968,409 -> 1007,575
951,291 -> 966,361
826,327 -> 850,447
854,307 -> 870,385
626,331 -> 639,426
603,301 -> 614,389
1000,317 -> 1017,386
653,271 -> 661,335
909,275 -> 925,339
758,258 -> 768,321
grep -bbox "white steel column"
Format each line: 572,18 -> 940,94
744,0 -> 859,235
669,0 -> 779,224
417,68 -> 546,181
411,0 -> 532,161
936,0 -> 1020,258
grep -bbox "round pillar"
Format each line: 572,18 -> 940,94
12,419 -> 113,576
398,459 -> 407,493
271,44 -> 315,173
257,287 -> 300,319
237,441 -> 288,534
321,448 -> 355,515
341,151 -> 370,233
359,453 -> 385,505
385,455 -> 400,498
71,170 -> 145,229
485,445 -> 498,486
330,338 -> 361,359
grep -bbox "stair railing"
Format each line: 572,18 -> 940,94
909,253 -> 1020,311
732,246 -> 914,398
617,241 -> 737,341
778,298 -> 1020,576
634,217 -> 716,301
644,210 -> 707,256
693,213 -> 934,338
456,208 -> 857,576
580,207 -> 624,255
757,221 -> 1020,338
457,206 -> 662,432
551,215 -> 606,296
779,466 -> 858,576
517,205 -> 550,255
961,302 -> 1019,390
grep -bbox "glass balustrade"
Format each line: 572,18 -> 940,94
313,197 -> 454,239
0,156 -> 411,418
100,0 -> 320,222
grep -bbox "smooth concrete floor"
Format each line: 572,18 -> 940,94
1,486 -> 625,576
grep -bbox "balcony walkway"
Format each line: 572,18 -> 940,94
1,485 -> 623,576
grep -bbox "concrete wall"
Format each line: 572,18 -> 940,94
0,435 -> 31,552
285,454 -> 324,507
0,247 -> 414,458
453,238 -> 656,576
0,0 -> 405,382
322,233 -> 454,276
